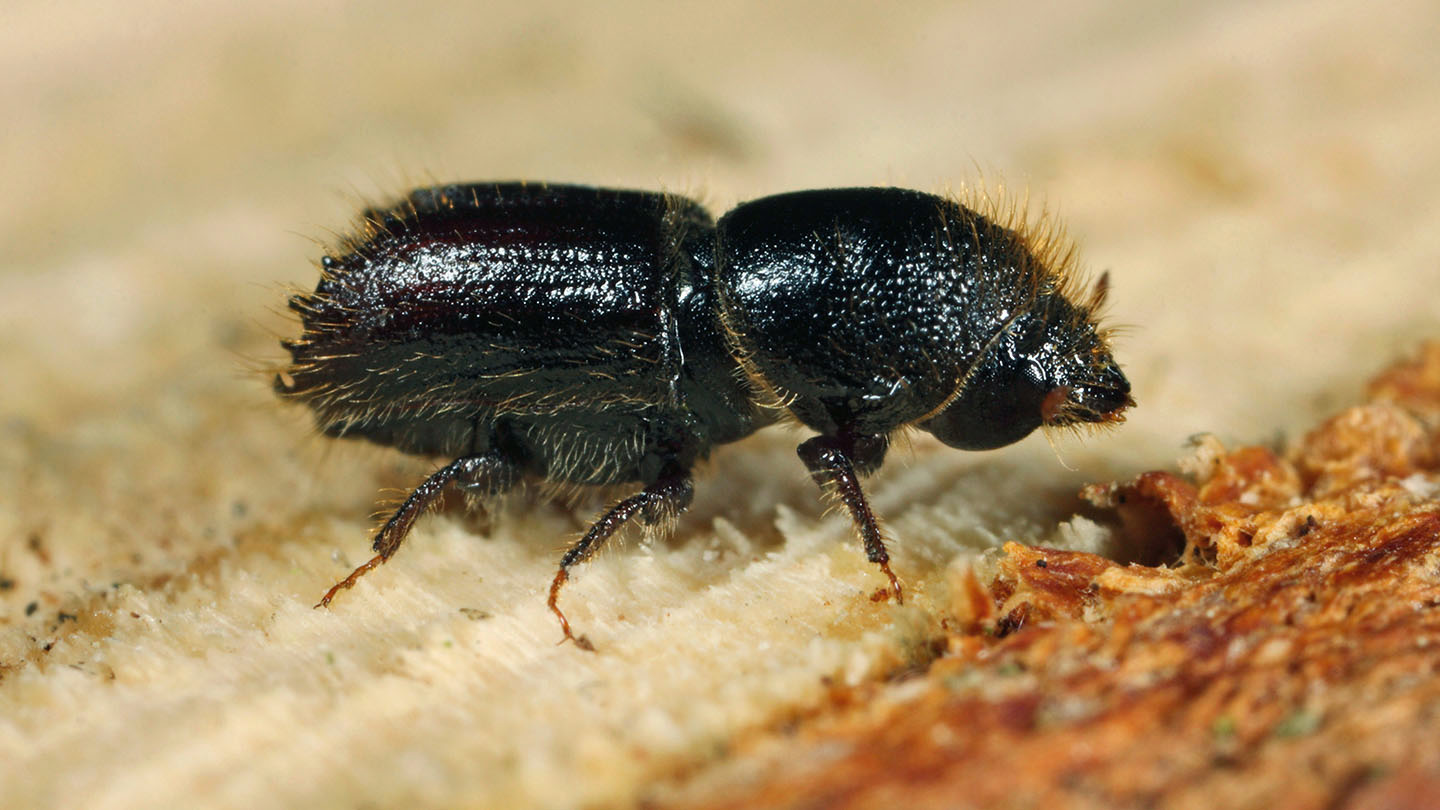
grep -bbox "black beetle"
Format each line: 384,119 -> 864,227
277,182 -> 1131,647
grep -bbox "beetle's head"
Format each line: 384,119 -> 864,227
918,296 -> 1131,451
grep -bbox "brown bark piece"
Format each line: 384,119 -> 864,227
667,344 -> 1440,810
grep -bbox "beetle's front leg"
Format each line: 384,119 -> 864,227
797,432 -> 903,604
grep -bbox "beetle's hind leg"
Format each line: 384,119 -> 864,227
797,432 -> 904,604
316,453 -> 520,608
548,469 -> 695,651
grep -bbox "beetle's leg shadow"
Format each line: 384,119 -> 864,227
796,432 -> 904,604
316,453 -> 520,608
548,469 -> 695,651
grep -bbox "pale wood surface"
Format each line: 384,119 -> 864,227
2,1 -> 1438,808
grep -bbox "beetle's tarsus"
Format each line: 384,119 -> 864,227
316,552 -> 388,608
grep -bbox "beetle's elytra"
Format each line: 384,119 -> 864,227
278,182 -> 1132,648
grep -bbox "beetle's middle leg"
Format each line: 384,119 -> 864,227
797,432 -> 904,604
547,468 -> 695,650
316,452 -> 520,608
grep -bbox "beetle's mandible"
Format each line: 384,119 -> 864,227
277,182 -> 1133,647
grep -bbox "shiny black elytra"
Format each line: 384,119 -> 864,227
278,182 -> 1132,648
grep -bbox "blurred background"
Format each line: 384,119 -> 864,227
2,1 -> 1438,807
